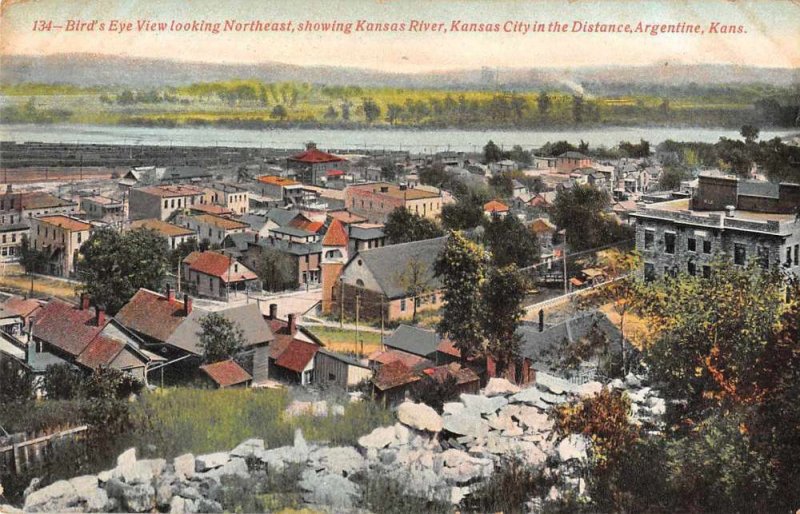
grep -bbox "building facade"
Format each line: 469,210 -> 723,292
344,183 -> 443,223
30,215 -> 92,277
128,185 -> 205,221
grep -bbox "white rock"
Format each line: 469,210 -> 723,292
284,400 -> 312,417
311,401 -> 328,417
332,404 -> 346,416
609,378 -> 625,389
624,373 -> 642,388
397,401 -> 444,432
173,454 -> 195,480
358,426 -> 397,449
557,434 -> 589,462
509,387 -> 540,405
442,412 -> 490,437
169,496 -> 186,514
577,381 -> 603,397
484,378 -> 520,396
23,480 -> 75,511
117,448 -> 137,468
393,422 -> 411,445
460,394 -> 508,415
294,428 -> 309,453
231,438 -> 264,458
442,402 -> 465,415
514,406 -> 552,433
487,413 -> 516,432
195,452 -> 230,472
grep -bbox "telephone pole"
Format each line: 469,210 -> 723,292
355,294 -> 360,355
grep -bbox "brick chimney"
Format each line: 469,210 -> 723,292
269,303 -> 278,320
288,313 -> 297,334
183,294 -> 192,316
95,306 -> 105,327
166,284 -> 175,302
80,293 -> 90,311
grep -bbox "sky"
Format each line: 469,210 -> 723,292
1,0 -> 799,72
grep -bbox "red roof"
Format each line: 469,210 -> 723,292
200,360 -> 252,387
2,296 -> 43,319
322,219 -> 349,247
289,218 -> 324,233
368,349 -> 431,369
75,336 -> 125,369
190,203 -> 233,216
288,148 -> 346,164
326,169 -> 346,177
436,339 -> 461,358
115,289 -> 188,344
274,339 -> 319,373
373,360 -> 420,391
184,251 -> 257,282
32,300 -> 106,357
484,200 -> 509,213
530,218 -> 556,234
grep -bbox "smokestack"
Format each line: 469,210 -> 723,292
538,309 -> 544,332
166,284 -> 175,302
288,313 -> 297,334
269,303 -> 278,320
184,294 -> 192,316
80,293 -> 90,311
95,306 -> 106,327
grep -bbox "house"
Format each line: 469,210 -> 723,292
201,182 -> 250,215
30,215 -> 92,277
483,200 -> 510,219
199,360 -> 252,388
269,226 -> 319,244
320,219 -> 350,314
29,296 -> 159,383
313,349 -> 371,389
128,185 -> 205,221
530,218 -> 557,255
176,213 -> 249,246
345,183 -> 443,223
265,307 -> 325,385
348,224 -> 386,254
115,287 -> 195,360
511,179 -> 529,199
287,143 -> 348,186
631,174 -> 800,281
225,233 -> 321,288
188,203 -> 234,217
0,295 -> 43,337
556,152 -> 592,173
80,195 -> 125,221
331,236 -> 447,321
383,324 -> 441,361
183,251 -> 260,300
0,190 -> 78,224
0,223 -> 27,262
130,219 -> 196,251
372,360 -> 421,405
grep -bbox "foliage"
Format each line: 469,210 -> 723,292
43,363 -> 85,400
488,173 -> 514,198
480,265 -> 527,372
441,192 -> 486,231
483,140 -> 503,163
434,231 -> 489,361
19,234 -> 48,275
81,367 -> 142,434
78,227 -> 170,314
618,139 -> 651,158
410,374 -> 459,413
0,352 -> 34,405
384,207 -> 444,244
359,472 -> 453,514
550,184 -> 634,252
657,166 -> 690,191
464,458 -> 551,514
256,247 -> 298,292
418,162 -> 449,188
169,237 -> 199,271
393,256 -> 436,323
198,312 -> 246,363
482,214 -> 540,268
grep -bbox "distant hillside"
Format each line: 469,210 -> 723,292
1,53 -> 798,92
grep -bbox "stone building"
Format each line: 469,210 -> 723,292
128,185 -> 205,221
631,174 -> 800,281
30,215 -> 92,277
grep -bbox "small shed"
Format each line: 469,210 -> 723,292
199,360 -> 252,389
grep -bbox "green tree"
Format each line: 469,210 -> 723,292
419,162 -> 449,188
482,215 -> 540,268
170,237 -> 199,272
410,374 -> 459,413
550,184 -> 633,251
78,227 -> 170,314
19,234 -> 47,275
740,124 -> 760,144
483,140 -> 503,163
271,104 -> 288,120
81,367 -> 142,434
488,173 -> 514,198
658,166 -> 690,191
323,105 -> 338,120
393,256 -> 435,323
537,91 -> 552,116
43,363 -> 85,400
0,353 -> 34,405
384,207 -> 443,244
441,192 -> 486,231
199,312 -> 245,363
386,103 -> 403,125
481,265 -> 527,373
361,97 -> 381,123
434,231 -> 489,362
256,247 -> 297,292
596,249 -> 642,375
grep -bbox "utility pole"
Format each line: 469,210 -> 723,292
176,259 -> 181,294
355,294 -> 360,355
562,233 -> 568,295
380,296 -> 385,348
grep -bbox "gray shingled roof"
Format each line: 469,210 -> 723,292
271,226 -> 315,238
349,225 -> 385,240
356,236 -> 447,299
738,180 -> 780,199
266,208 -> 302,227
256,237 -> 322,256
517,312 -> 621,366
165,303 -> 274,356
239,214 -> 267,232
383,324 -> 441,358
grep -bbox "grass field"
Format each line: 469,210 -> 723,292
307,326 -> 384,356
0,263 -> 79,301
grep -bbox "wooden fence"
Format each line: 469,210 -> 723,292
0,425 -> 88,475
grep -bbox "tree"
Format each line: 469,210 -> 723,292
488,173 -> 514,198
482,215 -> 540,268
434,231 -> 489,362
0,353 -> 34,405
537,91 -> 552,116
271,104 -> 288,120
441,193 -> 486,231
323,105 -> 338,120
740,124 -> 760,144
572,95 -> 584,123
480,265 -> 527,373
256,247 -> 297,292
550,184 -> 633,251
384,207 -> 443,244
19,234 -> 47,275
170,237 -> 199,272
43,363 -> 85,400
658,166 -> 689,191
596,249 -> 642,375
199,312 -> 245,363
618,139 -> 651,158
394,256 -> 435,323
386,103 -> 403,125
418,162 -> 449,188
410,373 -> 459,413
483,140 -> 503,163
78,227 -> 170,314
361,97 -> 381,123
81,367 -> 142,434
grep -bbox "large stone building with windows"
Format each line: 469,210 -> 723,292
631,174 -> 800,281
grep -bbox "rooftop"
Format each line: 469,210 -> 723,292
322,219 -> 349,247
384,324 -> 441,358
484,200 -> 509,212
350,183 -> 440,201
82,195 -> 122,206
184,251 -> 258,282
190,204 -> 234,216
257,175 -> 300,187
136,185 -> 205,198
190,213 -> 249,230
288,148 -> 346,164
200,360 -> 252,387
115,289 -> 189,344
36,215 -> 92,232
638,198 -> 796,223
19,192 -> 76,210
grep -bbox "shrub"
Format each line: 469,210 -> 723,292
463,458 -> 551,513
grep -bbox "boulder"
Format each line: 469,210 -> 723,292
609,378 -> 625,390
169,496 -> 187,514
648,396 -> 666,417
195,498 -> 223,513
117,448 -> 137,468
397,401 -> 444,432
69,475 -> 109,513
484,377 -> 521,396
230,438 -> 264,459
332,404 -> 346,416
514,406 -> 552,433
173,453 -> 195,480
509,387 -> 541,405
460,394 -> 508,415
23,479 -> 76,513
121,483 -> 156,513
487,413 -> 516,432
195,452 -> 230,472
294,428 -> 310,454
202,457 -> 249,481
155,481 -> 173,509
358,425 -> 397,449
311,446 -> 366,476
284,400 -> 312,417
311,401 -> 328,417
450,486 -> 469,505
624,373 -> 642,388
442,412 -> 490,438
557,435 -> 589,462
442,402 -> 465,415
393,423 -> 411,445
299,470 -> 361,510
577,381 -> 603,397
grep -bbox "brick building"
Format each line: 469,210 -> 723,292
344,183 -> 443,223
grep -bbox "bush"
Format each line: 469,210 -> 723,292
43,364 -> 85,400
357,472 -> 453,514
463,458 -> 551,513
411,374 -> 459,413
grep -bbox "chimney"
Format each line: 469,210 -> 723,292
380,186 -> 389,193
166,283 -> 175,302
95,306 -> 106,327
80,293 -> 90,311
269,303 -> 278,320
306,142 -> 317,150
725,205 -> 736,217
184,294 -> 192,316
288,313 -> 297,334
27,338 -> 36,366
538,309 -> 545,332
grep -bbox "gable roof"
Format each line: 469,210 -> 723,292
165,303 -> 273,356
189,204 -> 234,216
322,219 -> 349,247
115,289 -> 189,344
131,219 -> 195,238
266,208 -> 304,227
328,210 -> 367,225
351,237 -> 447,299
184,252 -> 258,282
483,200 -> 509,213
517,311 -> 621,367
200,360 -> 252,387
74,336 -> 125,370
37,215 -> 92,232
190,213 -> 249,231
288,148 -> 346,164
530,218 -> 556,234
2,296 -> 43,319
274,339 -> 320,373
19,192 -> 76,210
384,325 -> 441,358
31,300 -> 105,356
373,360 -> 420,391
349,224 -> 385,240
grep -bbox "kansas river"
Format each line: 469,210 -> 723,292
1,124 -> 797,152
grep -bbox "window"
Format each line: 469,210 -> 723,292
702,265 -> 711,278
664,232 -> 676,254
209,277 -> 213,289
687,262 -> 696,276
644,263 -> 655,282
164,200 -> 168,208
703,240 -> 712,254
795,244 -> 799,266
170,199 -> 175,208
328,373 -> 336,381
356,279 -> 364,287
787,247 -> 793,267
400,299 -> 406,311
734,243 -> 746,266
11,234 -> 16,243
687,238 -> 696,252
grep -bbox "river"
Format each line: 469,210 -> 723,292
1,124 -> 797,152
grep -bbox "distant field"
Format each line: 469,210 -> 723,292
308,326 -> 383,357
